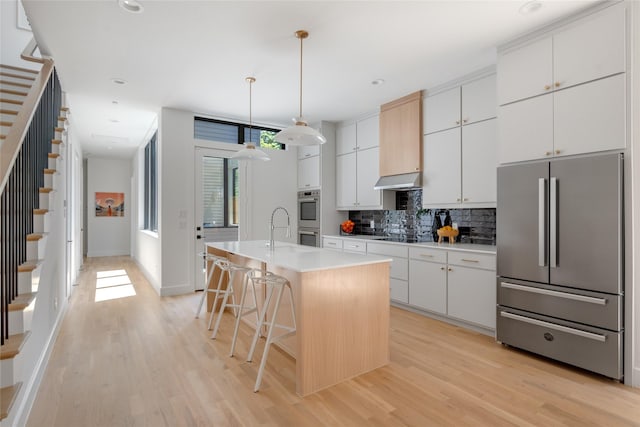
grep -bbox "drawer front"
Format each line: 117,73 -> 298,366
409,247 -> 446,263
323,237 -> 343,251
343,240 -> 366,253
390,278 -> 408,304
448,251 -> 495,270
497,308 -> 622,380
497,278 -> 622,331
367,242 -> 409,258
390,258 -> 408,281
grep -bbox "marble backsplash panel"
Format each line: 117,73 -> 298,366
348,189 -> 496,245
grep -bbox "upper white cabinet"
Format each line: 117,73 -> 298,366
298,144 -> 320,160
498,3 -> 625,106
422,72 -> 497,207
424,74 -> 496,135
336,115 -> 392,210
297,155 -> 320,190
497,3 -> 627,163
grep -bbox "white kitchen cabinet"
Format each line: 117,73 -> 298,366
368,242 -> 409,304
447,266 -> 496,329
499,73 -> 625,164
423,119 -> 497,207
461,119 -> 497,205
297,155 -> 320,190
498,3 -> 625,106
343,240 -> 366,253
336,122 -> 357,155
356,115 -> 380,151
390,278 -> 409,304
298,144 -> 320,160
424,74 -> 496,135
409,258 -> 447,315
424,87 -> 460,135
322,237 -> 343,251
355,147 -> 382,208
423,128 -> 460,205
336,153 -> 357,208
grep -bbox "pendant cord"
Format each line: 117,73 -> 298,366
249,79 -> 252,138
299,34 -> 303,119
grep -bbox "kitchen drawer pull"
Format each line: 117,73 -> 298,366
500,311 -> 606,342
460,258 -> 479,263
419,254 -> 434,258
299,231 -> 317,236
500,282 -> 607,305
326,242 -> 337,246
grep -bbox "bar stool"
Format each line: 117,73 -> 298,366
194,252 -> 224,319
208,259 -> 252,333
246,272 -> 296,392
228,269 -> 264,357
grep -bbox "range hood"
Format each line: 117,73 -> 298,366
374,172 -> 421,190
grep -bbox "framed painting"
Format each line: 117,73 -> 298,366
95,192 -> 125,217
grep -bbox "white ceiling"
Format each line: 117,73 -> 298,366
22,0 -> 599,158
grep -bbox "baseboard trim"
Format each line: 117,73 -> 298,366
160,283 -> 192,297
632,367 -> 640,388
12,297 -> 68,427
86,249 -> 130,257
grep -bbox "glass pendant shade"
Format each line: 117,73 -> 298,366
275,30 -> 326,146
232,76 -> 270,161
231,143 -> 270,161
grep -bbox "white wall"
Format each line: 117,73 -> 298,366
132,107 -> 296,297
86,157 -> 131,257
0,0 -> 39,70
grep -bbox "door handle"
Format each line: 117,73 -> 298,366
538,178 -> 547,267
196,235 -> 202,240
550,177 -> 557,268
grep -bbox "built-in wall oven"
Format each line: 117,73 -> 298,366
298,228 -> 320,247
298,190 -> 320,247
298,190 -> 320,228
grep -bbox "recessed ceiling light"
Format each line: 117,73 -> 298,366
109,119 -> 119,123
112,100 -> 119,105
111,78 -> 127,85
371,79 -> 385,86
118,0 -> 144,14
519,1 -> 542,15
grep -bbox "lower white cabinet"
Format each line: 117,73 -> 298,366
322,237 -> 343,251
368,242 -> 409,304
447,266 -> 496,329
390,278 -> 409,304
408,258 -> 447,315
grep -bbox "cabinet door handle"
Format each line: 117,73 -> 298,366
463,198 -> 469,202
305,153 -> 311,157
555,149 -> 562,155
544,151 -> 552,156
455,120 -> 460,125
448,267 -> 453,272
462,119 -> 468,124
305,184 -> 310,187
555,82 -> 561,88
440,266 -> 445,271
544,85 -> 551,91
457,198 -> 461,202
460,259 -> 479,263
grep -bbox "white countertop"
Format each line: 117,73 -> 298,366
207,240 -> 392,273
324,234 -> 496,255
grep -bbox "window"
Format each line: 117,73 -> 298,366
194,117 -> 284,150
201,157 -> 239,228
143,132 -> 157,231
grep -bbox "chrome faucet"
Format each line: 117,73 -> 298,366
269,206 -> 291,249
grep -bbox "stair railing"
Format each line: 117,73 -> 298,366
1,38 -> 60,345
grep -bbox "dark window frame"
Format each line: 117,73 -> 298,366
194,116 -> 285,150
143,132 -> 158,232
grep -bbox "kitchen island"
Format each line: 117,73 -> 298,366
206,240 -> 392,396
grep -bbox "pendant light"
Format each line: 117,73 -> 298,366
274,30 -> 326,146
232,77 -> 270,161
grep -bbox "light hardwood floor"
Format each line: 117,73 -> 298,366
27,256 -> 640,426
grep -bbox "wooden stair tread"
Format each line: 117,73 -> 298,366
0,63 -> 39,74
60,106 -> 69,112
39,187 -> 53,193
0,109 -> 19,115
57,116 -> 67,121
54,127 -> 65,132
0,80 -> 31,89
44,168 -> 56,174
0,121 -> 12,126
48,153 -> 60,158
8,293 -> 36,311
0,88 -> 28,96
51,139 -> 63,144
0,71 -> 36,81
0,383 -> 22,421
0,332 -> 30,360
0,98 -> 23,105
33,208 -> 49,215
18,260 -> 41,272
26,233 -> 43,241
0,135 -> 6,139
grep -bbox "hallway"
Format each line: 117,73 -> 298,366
26,257 -> 640,426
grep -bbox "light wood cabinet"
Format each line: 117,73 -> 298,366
297,155 -> 320,190
379,91 -> 422,176
498,3 -> 625,106
498,73 -> 625,163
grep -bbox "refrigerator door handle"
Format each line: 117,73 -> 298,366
550,177 -> 557,268
538,178 -> 547,267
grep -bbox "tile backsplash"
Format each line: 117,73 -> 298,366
348,189 -> 496,245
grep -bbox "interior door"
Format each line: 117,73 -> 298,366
549,154 -> 623,294
497,161 -> 549,283
194,147 -> 239,290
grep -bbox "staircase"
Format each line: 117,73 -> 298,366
0,54 -> 66,424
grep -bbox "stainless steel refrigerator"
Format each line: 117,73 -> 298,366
496,153 -> 623,380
